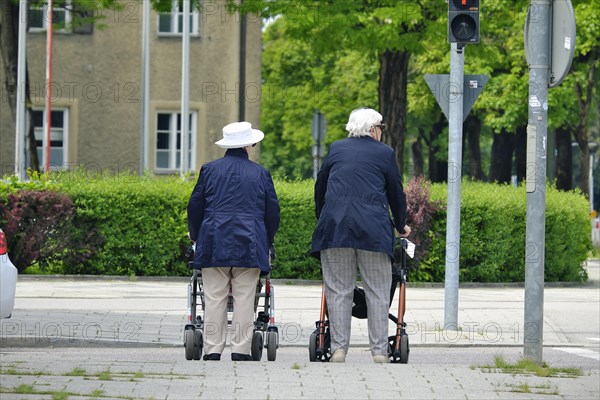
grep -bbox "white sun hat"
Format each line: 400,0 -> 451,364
215,121 -> 264,149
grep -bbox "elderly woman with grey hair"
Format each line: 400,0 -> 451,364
311,107 -> 411,363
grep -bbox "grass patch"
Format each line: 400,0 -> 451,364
51,391 -> 70,400
14,384 -> 36,394
66,367 -> 87,376
506,382 -> 559,395
478,355 -> 582,378
1,385 -> 128,399
89,389 -> 105,398
0,367 -> 18,375
128,371 -> 145,382
511,382 -> 532,393
97,369 -> 113,380
0,367 -> 46,376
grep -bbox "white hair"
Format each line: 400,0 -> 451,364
345,108 -> 383,138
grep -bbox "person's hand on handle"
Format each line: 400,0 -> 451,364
397,225 -> 411,238
187,232 -> 196,244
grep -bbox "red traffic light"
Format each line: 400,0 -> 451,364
448,0 -> 480,45
451,0 -> 479,11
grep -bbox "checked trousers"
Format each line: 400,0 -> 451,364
321,248 -> 392,356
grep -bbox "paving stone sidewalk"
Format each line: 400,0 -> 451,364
1,260 -> 598,399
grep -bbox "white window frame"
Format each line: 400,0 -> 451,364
157,0 -> 199,36
30,108 -> 69,170
155,111 -> 197,173
28,0 -> 73,33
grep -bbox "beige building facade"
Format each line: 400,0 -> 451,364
0,0 -> 262,176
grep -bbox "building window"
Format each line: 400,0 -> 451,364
31,109 -> 68,169
157,0 -> 199,36
28,1 -> 72,32
155,112 -> 196,172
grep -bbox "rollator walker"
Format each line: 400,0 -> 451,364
183,243 -> 278,361
309,238 -> 416,363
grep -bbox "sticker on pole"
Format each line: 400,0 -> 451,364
529,95 -> 541,108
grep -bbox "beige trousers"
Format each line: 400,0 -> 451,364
201,267 -> 260,355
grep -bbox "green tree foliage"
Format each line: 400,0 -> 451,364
254,0 -> 598,188
231,0 -> 445,177
549,0 -> 599,195
260,17 -> 378,179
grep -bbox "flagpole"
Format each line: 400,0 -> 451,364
140,0 -> 151,174
180,0 -> 190,177
44,0 -> 54,173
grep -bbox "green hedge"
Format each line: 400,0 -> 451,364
57,173 -> 191,276
269,180 -> 320,279
422,182 -> 591,282
0,174 -> 591,282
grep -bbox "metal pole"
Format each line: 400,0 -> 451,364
44,0 -> 54,173
311,111 -> 323,180
312,144 -> 319,181
239,0 -> 246,121
589,152 -> 594,213
180,0 -> 190,177
524,0 -> 551,364
15,0 -> 28,181
444,42 -> 464,330
140,0 -> 151,174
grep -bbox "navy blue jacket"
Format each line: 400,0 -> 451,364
187,148 -> 280,272
311,136 -> 407,258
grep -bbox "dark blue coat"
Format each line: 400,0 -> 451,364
311,136 -> 406,258
187,148 -> 280,272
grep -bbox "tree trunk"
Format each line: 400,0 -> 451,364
378,50 -> 410,177
25,67 -> 40,172
426,114 -> 448,183
0,0 -> 19,117
574,51 -> 597,196
555,127 -> 572,191
576,128 -> 590,196
411,136 -> 424,178
465,115 -> 484,180
1,1 -> 40,172
489,128 -> 514,183
514,124 -> 527,183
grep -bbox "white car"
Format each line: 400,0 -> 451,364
0,228 -> 18,318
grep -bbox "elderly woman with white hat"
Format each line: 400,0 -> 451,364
187,121 -> 280,361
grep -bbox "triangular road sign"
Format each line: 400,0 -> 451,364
424,74 -> 489,121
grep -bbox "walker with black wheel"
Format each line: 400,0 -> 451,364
308,238 -> 415,363
183,243 -> 279,361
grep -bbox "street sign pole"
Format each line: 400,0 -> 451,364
524,0 -> 551,364
311,111 -> 326,180
444,43 -> 464,330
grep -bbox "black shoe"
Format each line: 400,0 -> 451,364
231,353 -> 253,361
203,353 -> 221,361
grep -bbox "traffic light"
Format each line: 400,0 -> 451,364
448,0 -> 480,45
